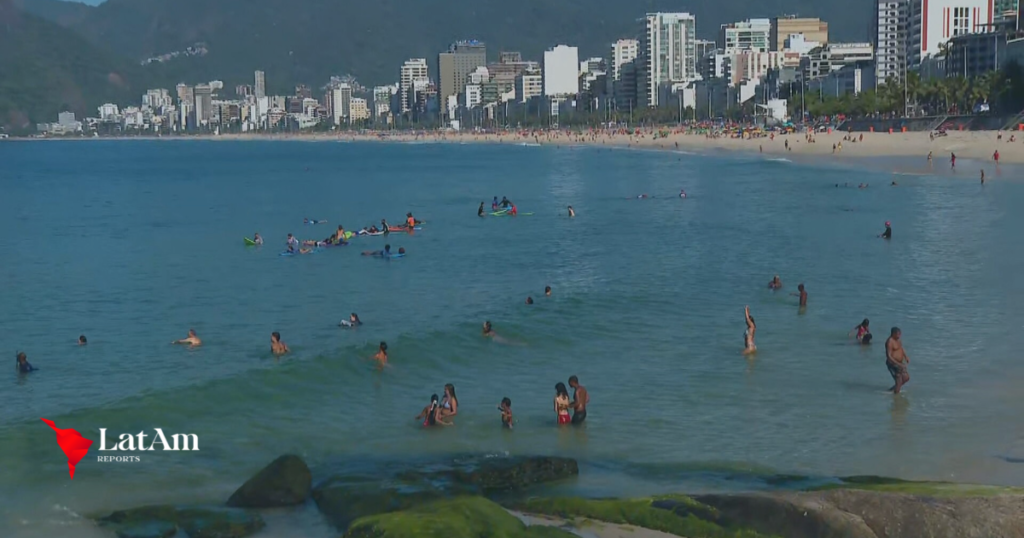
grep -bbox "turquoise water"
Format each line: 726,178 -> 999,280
2,140 -> 1024,536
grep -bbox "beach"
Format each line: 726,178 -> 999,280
3,139 -> 1024,537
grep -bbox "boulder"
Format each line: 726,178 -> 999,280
451,456 -> 579,493
226,454 -> 311,508
312,476 -> 442,531
96,505 -> 265,538
693,489 -> 1024,538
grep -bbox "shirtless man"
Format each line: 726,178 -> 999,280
885,327 -> 910,393
743,306 -> 756,354
482,321 -> 496,338
271,332 -> 289,355
568,376 -> 589,425
374,341 -> 388,369
792,283 -> 807,307
172,329 -> 202,348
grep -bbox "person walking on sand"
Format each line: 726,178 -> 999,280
885,327 -> 910,394
994,150 -> 1000,164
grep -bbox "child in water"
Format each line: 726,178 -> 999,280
498,397 -> 513,429
374,341 -> 387,369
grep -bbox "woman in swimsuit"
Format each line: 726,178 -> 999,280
743,306 -> 757,354
438,383 -> 458,424
768,275 -> 782,290
850,318 -> 872,344
554,383 -> 571,425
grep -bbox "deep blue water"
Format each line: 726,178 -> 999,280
2,140 -> 1024,537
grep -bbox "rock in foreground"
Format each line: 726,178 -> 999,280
96,505 -> 265,538
226,454 -> 312,508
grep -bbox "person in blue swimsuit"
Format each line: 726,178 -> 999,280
16,352 -> 36,373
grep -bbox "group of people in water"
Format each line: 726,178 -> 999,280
248,214 -> 422,255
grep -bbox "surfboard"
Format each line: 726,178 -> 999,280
244,237 -> 257,246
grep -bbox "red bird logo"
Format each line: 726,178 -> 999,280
41,418 -> 93,479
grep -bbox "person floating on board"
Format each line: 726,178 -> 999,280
509,204 -> 518,216
500,196 -> 511,209
381,219 -> 391,235
362,244 -> 392,257
340,313 -> 362,328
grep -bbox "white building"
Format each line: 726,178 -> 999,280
641,12 -> 698,107
373,85 -> 398,118
516,69 -> 543,102
783,34 -> 821,55
543,45 -> 580,96
875,0 -> 911,83
909,0 -> 993,66
803,42 -> 875,80
143,89 -> 171,110
98,103 -> 120,121
611,39 -> 639,81
465,84 -> 483,108
400,59 -> 430,113
332,84 -> 352,125
719,18 -> 772,53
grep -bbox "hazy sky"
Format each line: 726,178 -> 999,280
66,0 -> 106,5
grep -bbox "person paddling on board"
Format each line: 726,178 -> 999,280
492,197 -> 500,211
885,327 -> 910,393
850,318 -> 872,344
340,313 -> 362,327
879,221 -> 892,239
478,202 -> 485,217
172,329 -> 202,348
362,244 -> 392,257
253,233 -> 263,245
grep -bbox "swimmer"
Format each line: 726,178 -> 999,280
498,397 -> 513,429
172,329 -> 202,348
362,244 -> 392,257
270,332 -> 289,355
253,233 -> 263,245
569,375 -> 588,425
339,313 -> 362,327
478,202 -> 485,217
397,247 -> 406,255
768,275 -> 782,290
526,296 -> 534,305
679,189 -> 687,198
16,352 -> 36,373
885,327 -> 910,393
879,221 -> 892,239
78,335 -> 87,346
554,383 -> 571,425
743,306 -> 756,354
791,283 -> 807,307
850,318 -> 872,344
635,194 -> 649,199
545,286 -> 552,296
416,394 -> 441,427
373,341 -> 388,369
891,180 -> 898,186
482,321 -> 496,337
567,205 -> 575,217
438,383 -> 458,423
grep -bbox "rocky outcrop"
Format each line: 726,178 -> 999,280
96,505 -> 265,538
692,489 -> 1024,538
313,456 -> 579,531
225,454 -> 312,508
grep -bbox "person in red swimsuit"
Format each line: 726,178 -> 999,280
554,383 -> 571,425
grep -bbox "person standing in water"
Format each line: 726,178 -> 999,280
850,318 -> 872,344
879,221 -> 892,239
743,306 -> 756,354
768,275 -> 783,290
950,152 -> 956,169
498,397 -> 513,429
568,375 -> 588,425
374,341 -> 388,369
567,206 -> 575,217
482,321 -> 496,337
271,332 -> 289,355
78,335 -> 87,346
792,283 -> 807,307
438,383 -> 458,424
172,329 -> 202,348
885,327 -> 910,393
545,286 -> 552,296
554,383 -> 572,425
16,352 -> 37,373
478,202 -> 485,217
416,394 -> 440,427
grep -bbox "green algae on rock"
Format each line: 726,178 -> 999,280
95,505 -> 265,538
343,497 -> 577,538
508,496 -> 778,538
808,475 -> 1024,496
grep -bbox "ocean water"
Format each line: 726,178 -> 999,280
2,139 -> 1024,537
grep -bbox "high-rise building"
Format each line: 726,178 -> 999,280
500,51 -> 523,63
543,45 -> 580,96
515,68 -> 544,102
874,0 -> 911,83
254,70 -> 266,99
194,84 -> 213,124
770,17 -> 829,52
719,18 -> 772,53
295,84 -> 312,100
695,40 -> 717,64
611,39 -> 640,81
176,83 -> 194,104
373,85 -> 398,118
908,0 -> 993,66
641,12 -> 698,107
332,84 -> 353,125
143,89 -> 171,109
350,98 -> 370,122
438,41 -> 487,107
400,59 -> 430,114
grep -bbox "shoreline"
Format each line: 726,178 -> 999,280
6,128 -> 1022,167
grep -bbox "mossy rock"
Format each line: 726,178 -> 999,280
343,496 -> 577,538
508,496 -> 778,538
395,456 -> 579,496
225,454 -> 312,508
312,476 -> 444,530
809,475 -> 1024,497
95,505 -> 265,538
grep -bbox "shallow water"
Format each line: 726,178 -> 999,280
2,140 -> 1024,536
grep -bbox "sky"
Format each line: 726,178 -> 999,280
64,0 -> 106,5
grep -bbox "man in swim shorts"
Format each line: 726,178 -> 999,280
568,375 -> 588,425
885,327 -> 910,393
